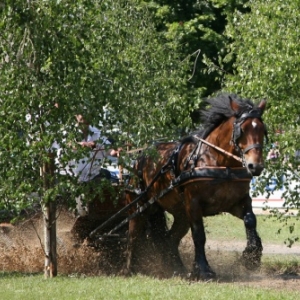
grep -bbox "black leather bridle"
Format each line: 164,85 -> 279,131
231,109 -> 268,156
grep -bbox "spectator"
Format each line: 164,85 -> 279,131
267,143 -> 280,161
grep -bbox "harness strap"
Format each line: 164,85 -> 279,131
191,139 -> 203,169
172,166 -> 252,186
243,143 -> 262,154
183,144 -> 197,170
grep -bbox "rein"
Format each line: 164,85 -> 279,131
193,135 -> 243,163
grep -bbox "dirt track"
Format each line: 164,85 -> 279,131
0,210 -> 299,291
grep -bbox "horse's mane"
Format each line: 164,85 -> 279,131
191,93 -> 256,140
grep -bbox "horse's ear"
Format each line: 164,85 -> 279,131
229,95 -> 239,112
258,99 -> 267,114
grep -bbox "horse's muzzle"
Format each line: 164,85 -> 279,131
247,163 -> 264,176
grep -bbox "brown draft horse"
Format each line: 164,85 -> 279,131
124,94 -> 267,280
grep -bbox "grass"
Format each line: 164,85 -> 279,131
262,255 -> 300,275
204,213 -> 300,245
0,273 -> 299,300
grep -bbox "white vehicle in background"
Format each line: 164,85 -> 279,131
250,170 -> 300,210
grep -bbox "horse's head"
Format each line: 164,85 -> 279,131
230,98 -> 267,176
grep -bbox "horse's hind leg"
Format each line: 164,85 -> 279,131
146,206 -> 179,276
147,205 -> 188,276
166,209 -> 190,275
123,215 -> 146,275
190,217 -> 216,280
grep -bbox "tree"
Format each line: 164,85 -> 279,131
0,0 -> 197,276
221,0 -> 300,243
139,1 -> 250,124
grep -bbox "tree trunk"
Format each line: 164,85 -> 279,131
42,153 -> 57,278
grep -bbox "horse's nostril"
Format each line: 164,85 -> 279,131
247,163 -> 264,176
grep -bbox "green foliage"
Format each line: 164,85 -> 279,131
0,0 -> 194,216
223,0 -> 300,127
221,0 -> 300,214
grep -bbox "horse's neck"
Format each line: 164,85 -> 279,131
198,144 -> 241,167
198,123 -> 242,167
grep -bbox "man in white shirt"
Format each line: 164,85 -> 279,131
64,114 -> 121,218
70,114 -> 120,182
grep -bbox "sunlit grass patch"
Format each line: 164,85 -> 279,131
0,274 -> 299,300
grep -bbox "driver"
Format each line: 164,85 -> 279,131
70,114 -> 120,182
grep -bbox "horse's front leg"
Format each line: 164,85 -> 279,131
242,207 -> 263,270
230,195 -> 263,270
187,199 -> 216,280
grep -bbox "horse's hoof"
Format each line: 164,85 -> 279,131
188,269 -> 216,282
242,249 -> 262,271
119,268 -> 132,277
200,270 -> 217,282
242,257 -> 261,271
172,271 -> 186,279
